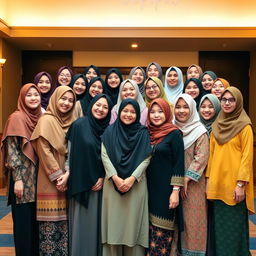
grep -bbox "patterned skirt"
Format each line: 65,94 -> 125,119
146,224 -> 174,256
39,220 -> 68,256
211,200 -> 251,256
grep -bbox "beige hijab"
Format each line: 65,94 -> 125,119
31,86 -> 76,154
212,87 -> 252,144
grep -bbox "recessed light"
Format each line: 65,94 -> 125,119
131,43 -> 138,48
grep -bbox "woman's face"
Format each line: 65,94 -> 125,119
187,66 -> 200,79
132,69 -> 144,84
199,99 -> 215,120
121,82 -> 137,100
57,91 -> 74,113
211,80 -> 225,99
184,81 -> 199,99
120,104 -> 137,125
149,103 -> 166,126
91,97 -> 109,120
167,70 -> 179,88
145,80 -> 160,100
58,68 -> 71,86
73,77 -> 86,95
175,98 -> 190,123
37,75 -> 51,94
89,80 -> 103,97
147,64 -> 159,78
202,74 -> 214,91
107,72 -> 121,88
86,68 -> 97,81
25,87 -> 41,109
220,91 -> 236,114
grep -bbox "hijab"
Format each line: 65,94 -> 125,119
128,66 -> 147,96
84,65 -> 100,78
212,87 -> 252,145
113,79 -> 147,114
1,83 -> 42,166
183,78 -> 205,110
164,66 -> 184,104
174,94 -> 207,149
67,94 -> 113,207
79,76 -> 105,116
105,68 -> 123,105
148,98 -> 179,145
144,77 -> 169,106
70,73 -> 88,100
34,71 -> 54,110
186,64 -> 203,79
146,62 -> 163,81
199,94 -> 221,135
201,71 -> 217,93
56,66 -> 73,87
31,86 -> 76,154
102,99 -> 152,183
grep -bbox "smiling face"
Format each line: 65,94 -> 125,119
91,97 -> 109,120
58,68 -> 72,86
73,77 -> 86,95
37,75 -> 51,94
107,72 -> 121,88
211,80 -> 225,99
120,104 -> 137,125
121,82 -> 137,100
149,103 -> 166,126
187,66 -> 200,79
25,87 -> 41,109
202,74 -> 214,91
174,98 -> 190,123
147,64 -> 159,78
57,91 -> 74,113
184,81 -> 200,99
89,80 -> 103,97
199,98 -> 215,120
220,91 -> 236,114
167,70 -> 179,88
132,68 -> 144,84
86,68 -> 97,81
145,79 -> 160,100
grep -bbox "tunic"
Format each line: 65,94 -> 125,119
73,101 -> 84,120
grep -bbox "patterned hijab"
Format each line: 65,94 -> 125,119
212,87 -> 252,144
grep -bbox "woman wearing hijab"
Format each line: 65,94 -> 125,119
101,99 -> 152,256
206,87 -> 254,256
128,66 -> 147,97
146,62 -> 163,81
186,64 -> 203,79
201,71 -> 217,93
211,78 -> 230,99
70,73 -> 88,100
34,71 -> 55,112
31,86 -> 76,255
110,79 -> 148,125
105,68 -> 123,105
174,94 -> 209,256
199,94 -> 221,136
56,65 -> 73,87
67,94 -> 112,256
164,66 -> 184,105
146,98 -> 184,256
74,76 -> 105,119
1,83 -> 41,256
183,78 -> 205,110
84,64 -> 101,82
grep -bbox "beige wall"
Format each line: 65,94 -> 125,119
4,0 -> 256,27
0,0 -> 8,21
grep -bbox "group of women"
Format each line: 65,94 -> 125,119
1,62 -> 254,256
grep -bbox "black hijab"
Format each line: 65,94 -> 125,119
104,68 -> 123,105
79,76 -> 106,115
183,78 -> 205,110
67,93 -> 113,207
70,73 -> 88,100
84,65 -> 100,78
102,99 -> 152,182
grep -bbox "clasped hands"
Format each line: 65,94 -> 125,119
112,175 -> 136,193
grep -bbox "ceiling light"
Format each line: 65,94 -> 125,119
131,43 -> 138,48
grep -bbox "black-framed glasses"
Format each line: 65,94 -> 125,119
220,97 -> 236,104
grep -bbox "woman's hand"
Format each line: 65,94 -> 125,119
56,172 -> 69,192
112,175 -> 124,191
91,178 -> 104,191
169,190 -> 179,209
14,180 -> 24,198
181,177 -> 191,200
119,176 -> 136,193
233,185 -> 245,203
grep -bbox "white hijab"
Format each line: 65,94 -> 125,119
174,93 -> 207,149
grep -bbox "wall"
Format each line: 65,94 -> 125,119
0,0 -> 8,21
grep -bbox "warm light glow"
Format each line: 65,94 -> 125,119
0,58 -> 6,67
131,43 -> 138,48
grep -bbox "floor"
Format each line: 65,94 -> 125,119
1,188 -> 256,255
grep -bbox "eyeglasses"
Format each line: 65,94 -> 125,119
221,97 -> 236,104
146,85 -> 158,90
59,73 -> 71,78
